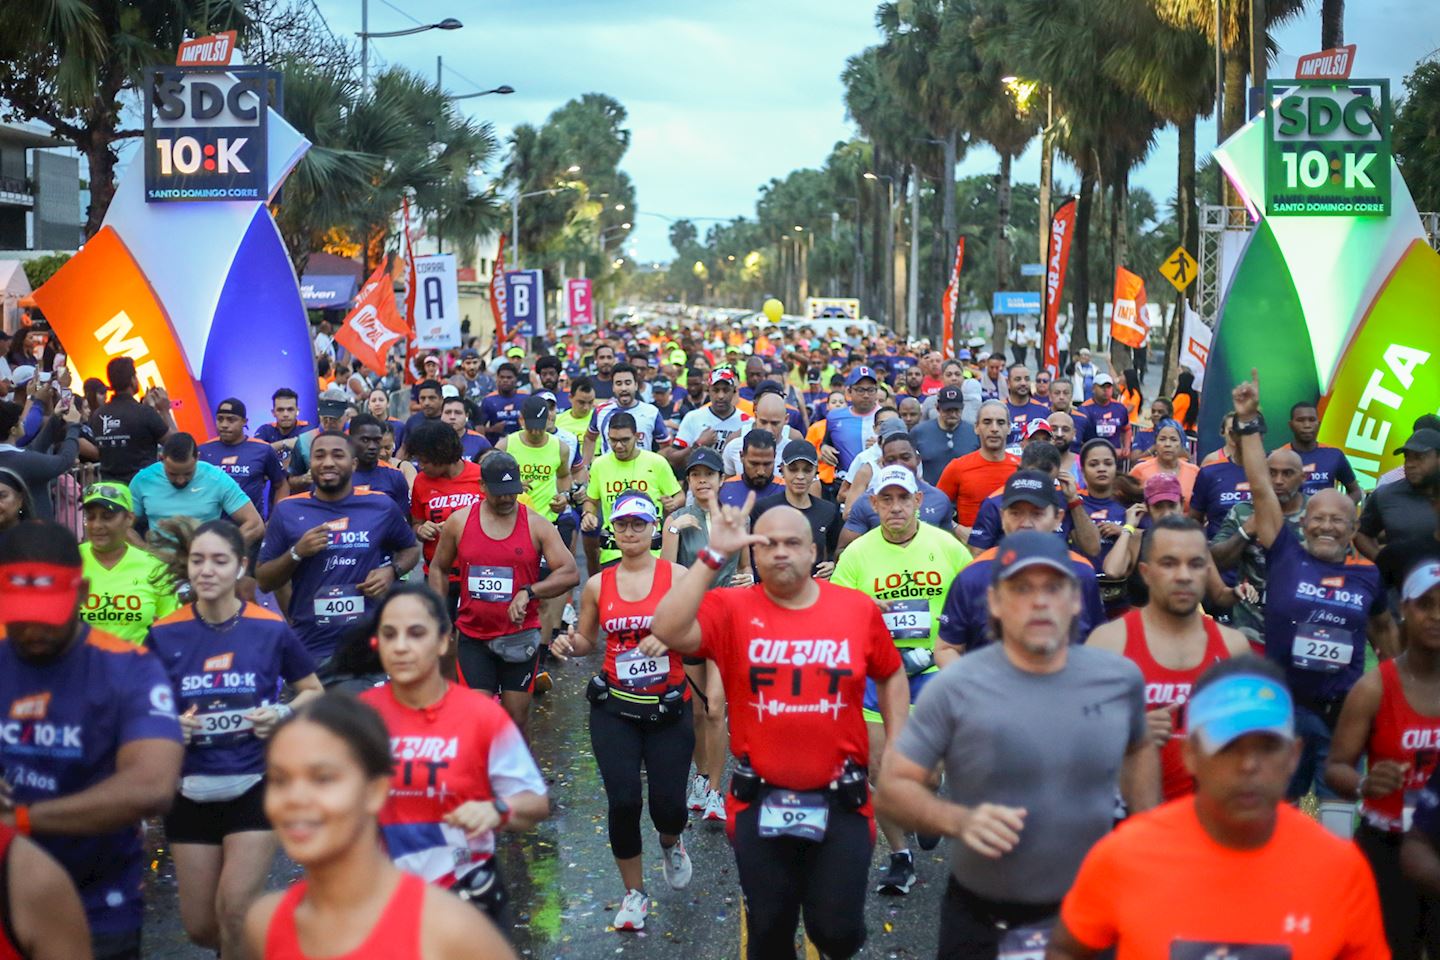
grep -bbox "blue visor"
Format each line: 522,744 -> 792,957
1188,673 -> 1294,754
610,493 -> 658,524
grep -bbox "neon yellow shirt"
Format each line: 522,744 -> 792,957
586,450 -> 680,563
831,522 -> 970,650
555,408 -> 592,444
507,432 -> 564,521
80,542 -> 180,645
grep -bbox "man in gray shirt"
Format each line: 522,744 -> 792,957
913,386 -> 978,484
877,530 -> 1158,960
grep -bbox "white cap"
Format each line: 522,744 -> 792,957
870,464 -> 918,495
1403,562 -> 1440,602
1094,372 -> 1115,386
441,383 -> 461,399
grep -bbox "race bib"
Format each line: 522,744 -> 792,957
998,923 -> 1052,960
1171,942 -> 1291,960
615,646 -> 667,689
196,708 -> 254,738
1291,624 -> 1355,673
1097,421 -> 1117,437
468,565 -> 515,602
757,790 -> 829,842
313,586 -> 365,624
883,599 -> 932,641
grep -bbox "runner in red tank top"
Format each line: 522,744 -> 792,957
427,453 -> 578,737
1085,515 -> 1250,801
552,491 -> 695,933
0,822 -> 91,960
243,694 -> 515,960
1325,562 -> 1440,960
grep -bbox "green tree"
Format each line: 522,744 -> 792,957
0,0 -> 247,236
1395,60 -> 1440,216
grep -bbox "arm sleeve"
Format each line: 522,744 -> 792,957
1123,661 -> 1148,749
652,410 -> 671,444
936,462 -> 961,504
487,717 -> 548,798
258,509 -> 287,564
264,447 -> 286,489
967,499 -> 1002,550
121,651 -> 184,745
153,582 -> 180,622
128,476 -> 147,521
657,459 -> 681,498
843,498 -> 874,535
937,574 -> 969,649
674,412 -> 697,449
824,503 -> 842,557
829,548 -> 861,589
385,502 -> 419,550
217,469 -> 252,514
1057,839 -> 1121,951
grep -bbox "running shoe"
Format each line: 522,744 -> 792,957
687,774 -> 709,811
662,837 -> 693,890
532,670 -> 553,695
614,888 -> 648,931
876,850 -> 916,896
703,789 -> 727,823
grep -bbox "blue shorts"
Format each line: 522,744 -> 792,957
862,669 -> 936,723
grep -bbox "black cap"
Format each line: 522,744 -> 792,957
480,452 -> 524,495
1002,470 -> 1058,510
521,395 -> 549,430
1394,428 -> 1440,456
215,397 -> 247,419
991,530 -> 1078,585
936,386 -> 963,410
459,348 -> 480,360
781,439 -> 819,466
685,447 -> 724,474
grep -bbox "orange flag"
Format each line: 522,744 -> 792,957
334,264 -> 408,375
1110,266 -> 1149,349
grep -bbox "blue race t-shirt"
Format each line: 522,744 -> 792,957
147,604 -> 315,777
718,477 -> 783,509
589,400 -> 671,453
198,437 -> 286,516
259,490 -> 417,660
1006,400 -> 1052,447
1077,400 -> 1130,445
352,463 -> 410,516
822,405 -> 876,473
937,548 -> 1105,651
1261,523 -> 1386,704
130,459 -> 252,527
479,391 -> 528,435
384,417 -> 407,451
1288,443 -> 1358,497
460,430 -> 492,461
0,625 -> 182,935
966,486 -> 1070,552
1080,493 -> 1128,566
1191,459 -> 1252,538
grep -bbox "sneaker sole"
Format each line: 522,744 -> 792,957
877,878 -> 916,896
703,812 -> 726,823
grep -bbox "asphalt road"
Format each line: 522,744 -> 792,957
139,652 -> 949,959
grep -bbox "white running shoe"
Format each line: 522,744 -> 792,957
614,889 -> 648,931
703,789 -> 727,823
662,837 -> 693,890
687,774 -> 708,811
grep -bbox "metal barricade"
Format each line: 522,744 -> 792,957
50,462 -> 100,539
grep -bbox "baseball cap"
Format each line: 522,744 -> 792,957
1393,428 -> 1440,456
1403,562 -> 1440,602
423,353 -> 441,366
440,383 -> 461,399
877,417 -> 909,439
991,530 -> 1078,585
781,439 -> 819,466
317,386 -> 350,417
651,377 -> 672,392
710,368 -> 737,386
83,480 -> 133,513
958,349 -> 972,360
1143,473 -> 1183,505
611,490 -> 659,524
871,464 -> 917,495
1188,669 -> 1295,754
685,447 -> 724,474
1001,470 -> 1056,510
459,348 -> 480,360
0,558 -> 84,627
506,346 -> 525,359
1024,418 -> 1053,439
215,397 -> 247,419
1094,372 -> 1115,386
936,386 -> 964,410
536,390 -> 558,406
521,395 -> 549,430
806,367 -> 821,381
845,366 -> 878,387
10,365 -> 35,387
480,452 -> 524,495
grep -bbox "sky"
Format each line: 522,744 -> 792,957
321,0 -> 1438,265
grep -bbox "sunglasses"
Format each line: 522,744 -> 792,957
85,482 -> 128,502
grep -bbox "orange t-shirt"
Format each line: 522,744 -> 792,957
1171,393 -> 1193,427
1060,798 -> 1386,960
936,451 -> 1020,526
1129,458 -> 1200,505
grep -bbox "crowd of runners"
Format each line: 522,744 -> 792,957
0,311 -> 1435,959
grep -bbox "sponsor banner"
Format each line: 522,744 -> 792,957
506,269 -> 545,337
490,233 -> 509,346
1264,78 -> 1391,216
1296,44 -> 1357,80
805,297 -> 861,321
1180,303 -> 1213,391
413,254 -> 461,350
567,277 -> 594,330
299,273 -> 358,309
33,227 -> 212,437
1043,198 -> 1077,376
1110,266 -> 1149,348
335,264 -> 407,375
143,65 -> 270,203
176,31 -> 238,67
942,239 -> 965,360
992,291 -> 1041,314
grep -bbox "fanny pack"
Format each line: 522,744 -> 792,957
450,861 -> 507,921
489,628 -> 541,665
899,647 -> 935,679
586,674 -> 686,724
1096,575 -> 1129,604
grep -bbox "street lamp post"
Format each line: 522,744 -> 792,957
436,57 -> 515,99
864,171 -> 896,331
511,171 -> 581,269
358,0 -> 462,92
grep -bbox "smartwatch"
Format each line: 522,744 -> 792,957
493,797 -> 512,827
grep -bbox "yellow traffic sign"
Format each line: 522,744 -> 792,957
1161,246 -> 1198,292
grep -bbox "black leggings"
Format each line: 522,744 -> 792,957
589,701 -> 694,859
1355,821 -> 1440,960
731,797 -> 872,960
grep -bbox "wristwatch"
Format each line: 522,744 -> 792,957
519,585 -> 533,604
289,546 -> 303,563
1233,415 -> 1266,436
493,797 -> 512,827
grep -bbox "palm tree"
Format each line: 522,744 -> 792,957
1321,0 -> 1344,48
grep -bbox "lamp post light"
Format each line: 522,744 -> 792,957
358,1 -> 461,92
511,182 -> 579,268
864,172 -> 897,330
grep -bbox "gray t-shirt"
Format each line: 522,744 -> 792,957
669,504 -> 740,586
911,419 -> 979,485
896,643 -> 1146,904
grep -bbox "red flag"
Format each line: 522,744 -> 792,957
1042,198 -> 1077,377
400,197 -> 423,384
490,233 -> 509,348
334,264 -> 407,375
941,238 -> 965,359
1110,266 -> 1150,348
